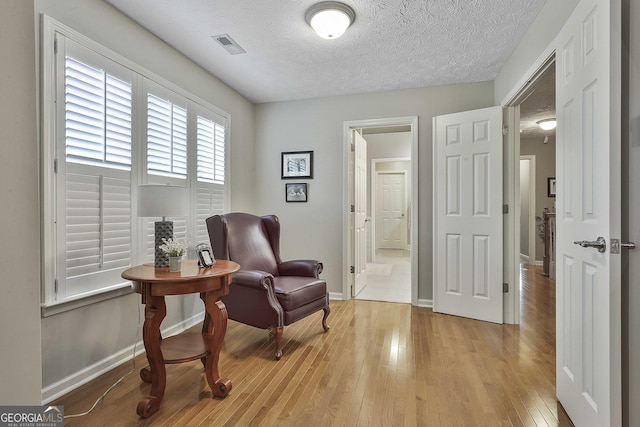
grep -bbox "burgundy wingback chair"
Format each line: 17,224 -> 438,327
206,212 -> 330,360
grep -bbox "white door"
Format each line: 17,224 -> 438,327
353,130 -> 368,297
376,172 -> 407,250
555,0 -> 621,425
433,106 -> 503,323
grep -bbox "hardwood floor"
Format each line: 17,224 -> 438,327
55,264 -> 573,426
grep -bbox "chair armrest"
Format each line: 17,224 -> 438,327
278,260 -> 323,278
233,270 -> 275,291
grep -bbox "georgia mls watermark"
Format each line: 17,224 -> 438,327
0,406 -> 63,427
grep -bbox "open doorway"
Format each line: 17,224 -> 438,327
359,130 -> 411,303
503,56 -> 557,326
516,63 -> 557,285
343,117 -> 418,305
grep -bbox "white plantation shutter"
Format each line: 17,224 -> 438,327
196,187 -> 225,245
55,38 -> 134,300
147,94 -> 188,179
195,112 -> 226,246
44,22 -> 230,307
64,55 -> 132,170
63,170 -> 132,296
197,115 -> 225,184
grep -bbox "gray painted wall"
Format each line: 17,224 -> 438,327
520,136 -> 557,262
0,0 -> 42,405
254,83 -> 495,302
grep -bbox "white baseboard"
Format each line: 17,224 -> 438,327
329,291 -> 345,300
41,311 -> 204,404
417,299 -> 433,308
330,292 -> 431,308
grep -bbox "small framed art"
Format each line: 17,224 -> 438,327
196,243 -> 215,268
547,177 -> 556,198
281,151 -> 313,179
285,183 -> 308,202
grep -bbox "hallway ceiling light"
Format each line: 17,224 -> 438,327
536,118 -> 557,131
305,1 -> 355,39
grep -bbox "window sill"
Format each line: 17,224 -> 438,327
41,283 -> 133,317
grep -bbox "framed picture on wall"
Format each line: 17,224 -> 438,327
285,183 -> 308,202
281,151 -> 313,179
547,177 -> 556,197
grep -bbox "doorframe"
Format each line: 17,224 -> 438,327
343,116 -> 418,306
519,155 -> 537,264
371,158 -> 410,255
501,50 -> 555,324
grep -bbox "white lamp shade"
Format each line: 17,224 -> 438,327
137,185 -> 189,218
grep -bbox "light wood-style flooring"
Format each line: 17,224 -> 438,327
55,264 -> 573,426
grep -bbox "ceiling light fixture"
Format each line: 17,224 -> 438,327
305,1 -> 355,40
537,118 -> 557,131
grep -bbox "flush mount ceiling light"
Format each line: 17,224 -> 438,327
305,1 -> 355,39
537,118 -> 557,131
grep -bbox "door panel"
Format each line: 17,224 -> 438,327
555,0 -> 621,425
376,172 -> 407,249
353,131 -> 367,297
433,106 -> 503,323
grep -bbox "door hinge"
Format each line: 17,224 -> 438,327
54,36 -> 58,54
503,204 -> 509,214
54,159 -> 58,174
54,279 -> 59,294
350,204 -> 355,213
351,143 -> 355,152
350,266 -> 355,274
502,125 -> 509,135
503,283 -> 509,293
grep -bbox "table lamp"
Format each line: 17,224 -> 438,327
137,185 -> 189,267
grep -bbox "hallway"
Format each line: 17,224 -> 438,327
355,248 -> 411,303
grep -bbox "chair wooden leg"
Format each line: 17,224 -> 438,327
322,306 -> 330,332
269,327 -> 284,360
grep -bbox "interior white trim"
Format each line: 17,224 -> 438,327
502,53 -> 556,325
342,116 -> 418,305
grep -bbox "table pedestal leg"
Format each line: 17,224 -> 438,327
201,293 -> 232,397
137,295 -> 166,418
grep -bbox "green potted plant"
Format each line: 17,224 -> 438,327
159,237 -> 189,272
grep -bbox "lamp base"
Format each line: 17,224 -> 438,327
155,221 -> 173,267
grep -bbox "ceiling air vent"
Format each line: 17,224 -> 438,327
212,34 -> 246,55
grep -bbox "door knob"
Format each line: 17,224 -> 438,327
573,236 -> 606,253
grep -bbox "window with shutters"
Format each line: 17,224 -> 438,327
42,17 -> 230,311
147,93 -> 188,179
194,112 -> 226,246
55,38 -> 135,301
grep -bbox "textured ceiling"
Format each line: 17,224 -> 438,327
106,0 -> 547,104
520,65 -> 556,140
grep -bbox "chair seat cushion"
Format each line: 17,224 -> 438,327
273,276 -> 327,311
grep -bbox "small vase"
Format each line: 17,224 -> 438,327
169,256 -> 183,272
